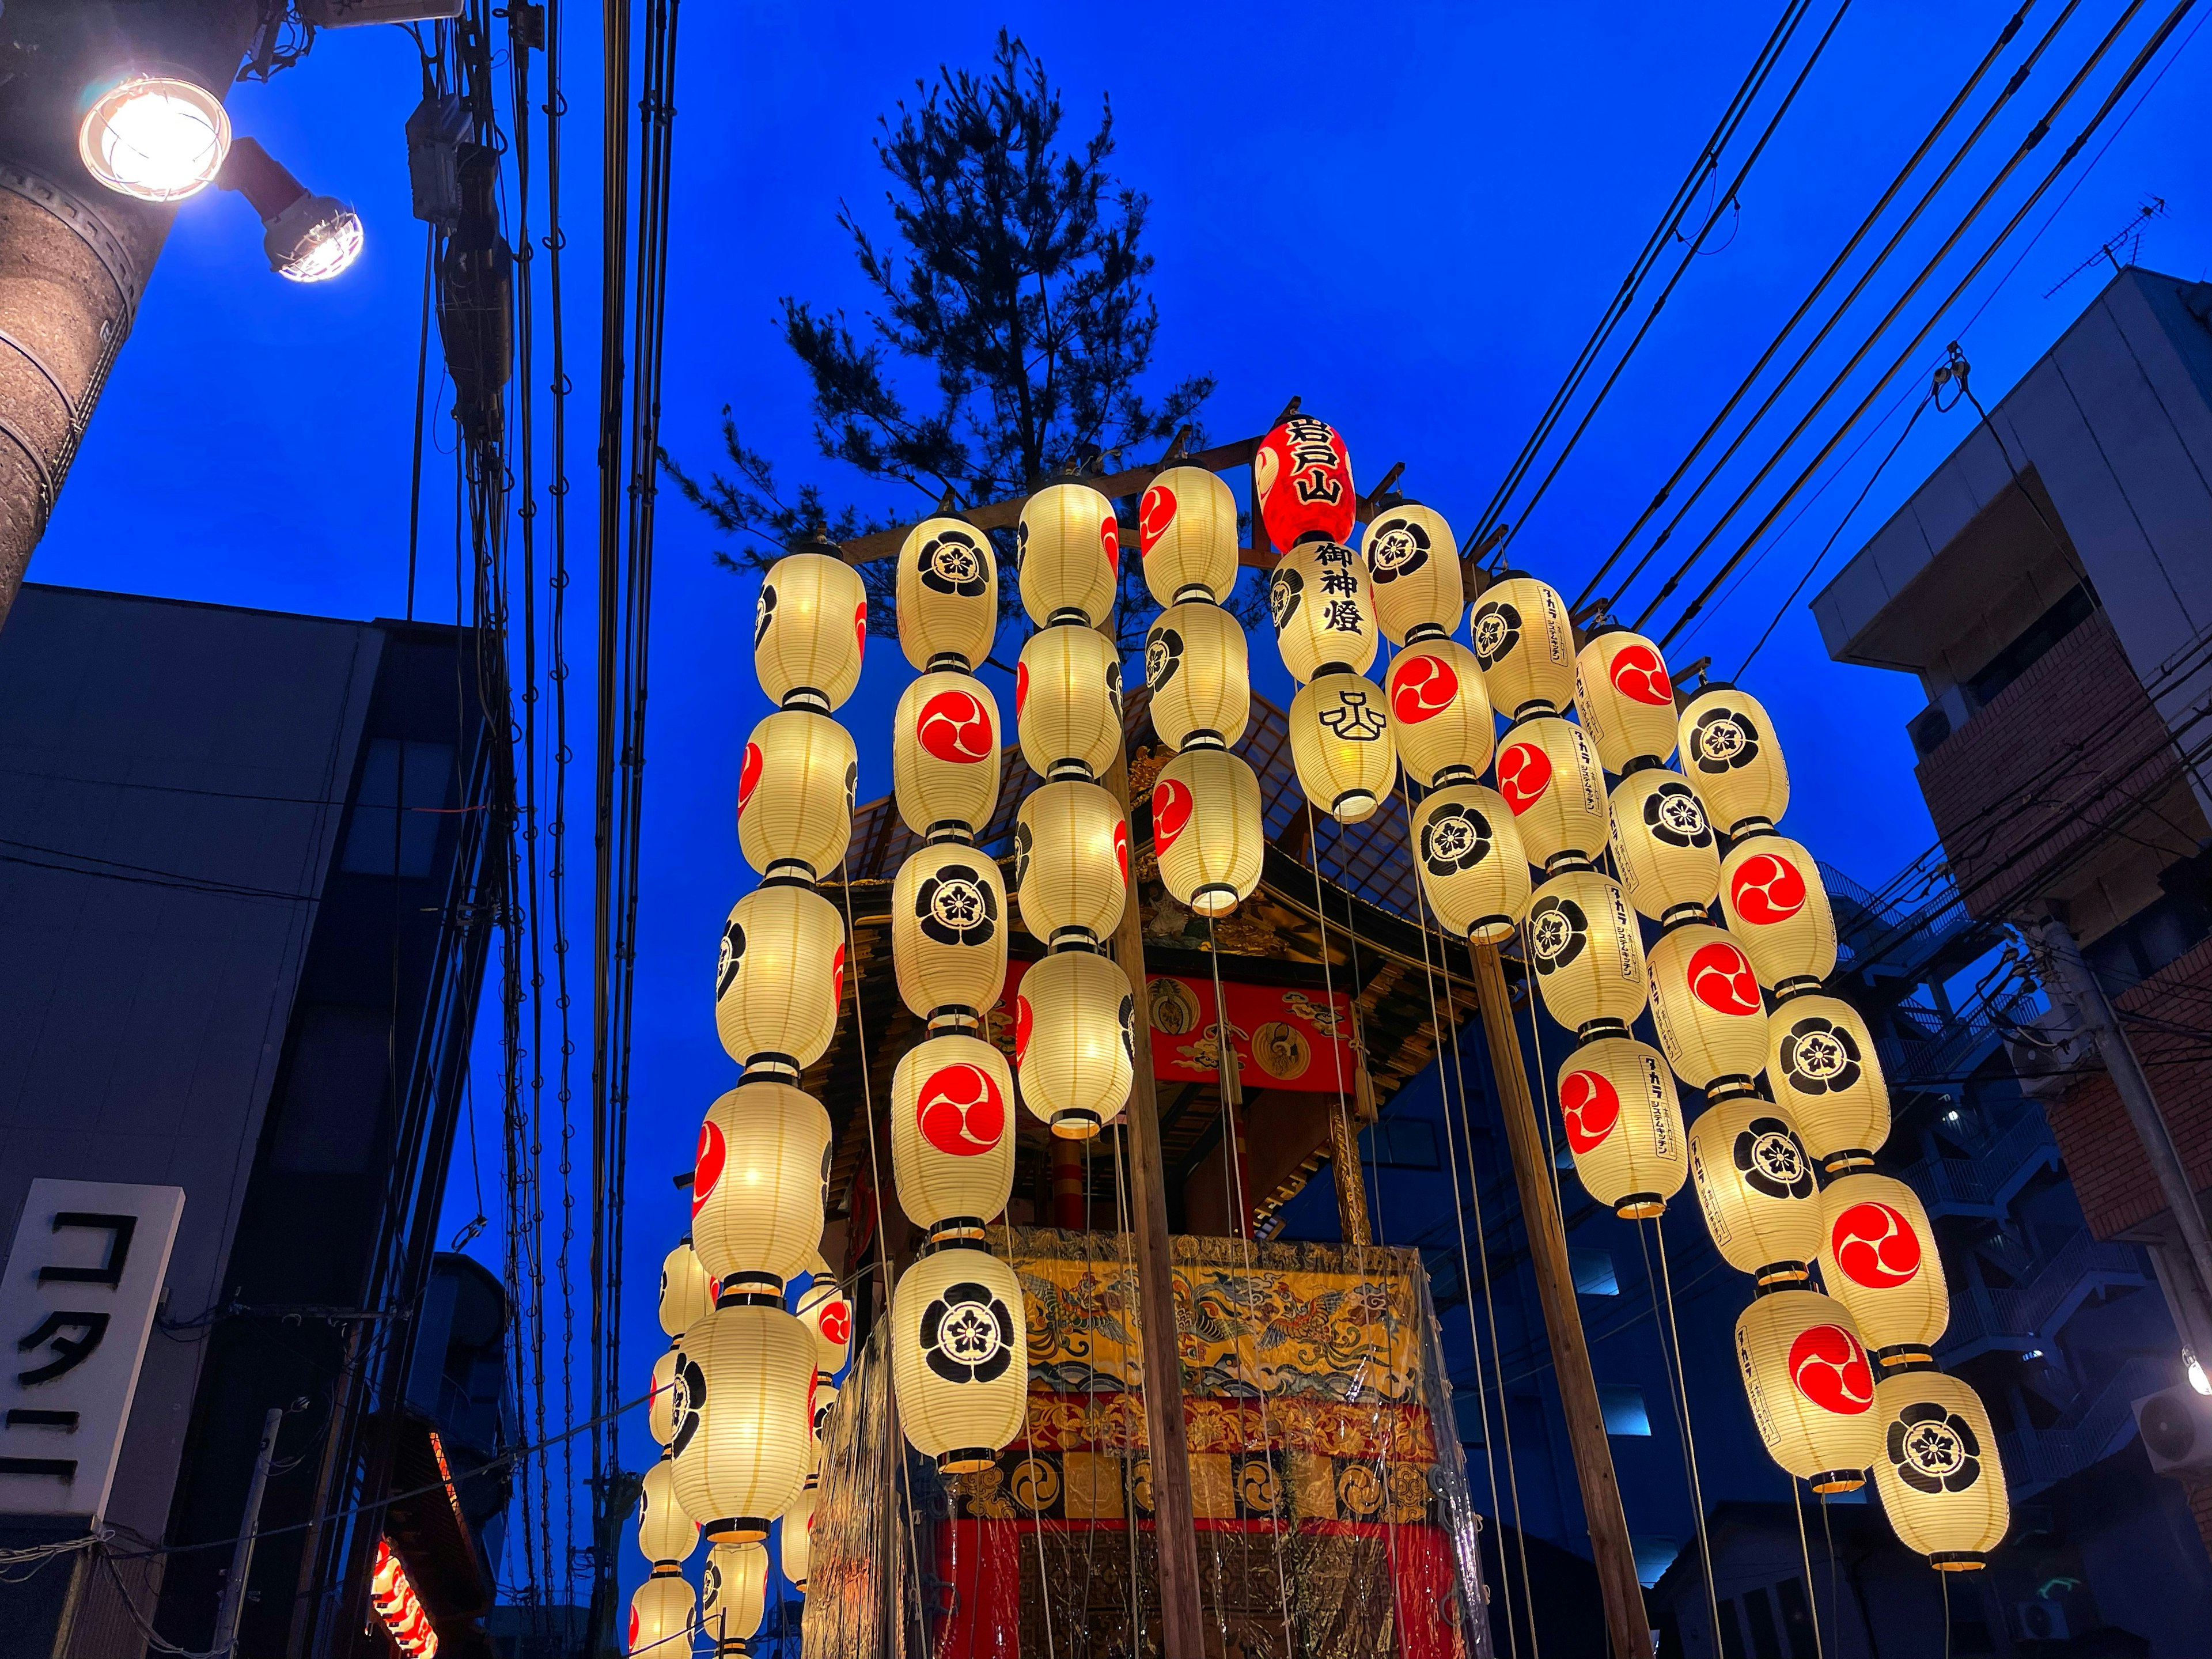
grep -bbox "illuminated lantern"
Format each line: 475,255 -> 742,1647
1253,414 -> 1356,549
1645,921 -> 1768,1099
1686,1094 -> 1821,1284
810,1381 -> 840,1454
669,1298 -> 817,1542
895,516 -> 998,672
1818,1172 -> 1946,1369
1607,765 -> 1719,926
714,884 -> 846,1081
1768,988 -> 1889,1173
1361,502 -> 1464,645
1413,784 -> 1529,945
1469,573 -> 1575,721
1153,748 -> 1265,916
638,1455 -> 700,1566
1270,537 -> 1377,682
737,709 -> 857,884
1289,672 -> 1397,824
691,1082 -> 833,1290
1017,623 -> 1122,782
1734,1288 -> 1881,1493
756,550 -> 866,714
1139,465 -> 1240,605
893,671 -> 1003,842
1018,482 -> 1118,627
893,1033 -> 1017,1237
782,1482 -> 817,1589
891,842 -> 1007,1029
1494,715 -> 1607,873
700,1540 -> 770,1656
1016,947 -> 1135,1137
1015,780 -> 1128,946
1555,1032 -> 1685,1218
628,1574 -> 696,1656
1525,866 -> 1646,1036
1719,832 -> 1836,995
1574,627 -> 1676,772
650,1346 -> 681,1446
1145,601 -> 1251,752
892,1241 -> 1030,1471
661,1242 -> 716,1339
794,1262 -> 852,1383
1385,639 -> 1494,786
1872,1366 -> 2008,1569
1678,682 -> 1789,836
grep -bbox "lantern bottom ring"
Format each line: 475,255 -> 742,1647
763,857 -> 821,882
1050,1108 -> 1103,1140
1046,759 -> 1097,782
1873,1343 -> 1936,1370
1170,583 -> 1220,606
1467,913 -> 1517,945
1821,1148 -> 1878,1175
737,1054 -> 802,1084
1751,1260 -> 1812,1288
925,820 -> 978,844
702,1516 -> 771,1544
1505,698 -> 1562,725
1329,789 -> 1380,824
1543,851 -> 1598,877
1808,1468 -> 1867,1495
1613,1194 -> 1668,1220
927,1005 -> 983,1032
926,652 -> 975,673
938,1446 -> 998,1474
1048,925 -> 1103,949
1431,764 -> 1480,788
1705,1074 -> 1761,1104
779,684 -> 831,713
1725,813 -> 1778,840
1188,883 -> 1241,917
1929,1553 -> 1989,1573
1658,902 -> 1710,930
1182,729 -> 1229,752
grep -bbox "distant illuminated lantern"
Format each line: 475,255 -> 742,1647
700,1540 -> 771,1656
892,671 -> 1003,842
1818,1172 -> 1947,1369
1413,784 -> 1530,945
1017,623 -> 1123,781
794,1262 -> 852,1383
892,1034 -> 1017,1237
1872,1366 -> 2009,1570
1146,601 -> 1251,752
713,885 -> 846,1081
736,709 -> 857,884
781,1482 -> 817,1591
1253,414 -> 1357,549
1768,988 -> 1889,1173
1152,748 -> 1266,916
638,1455 -> 701,1567
660,1241 -> 716,1339
628,1574 -> 696,1656
1015,780 -> 1128,946
890,841 -> 1008,1029
1385,639 -> 1494,786
1139,465 -> 1240,605
690,1082 -> 832,1291
1469,573 -> 1575,720
1270,537 -> 1377,683
1735,1288 -> 1882,1493
1645,921 -> 1768,1099
1289,672 -> 1397,824
892,1241 -> 1031,1471
755,550 -> 866,713
1677,683 -> 1789,836
1686,1094 -> 1822,1285
1607,765 -> 1719,926
1555,1032 -> 1687,1218
1574,627 -> 1677,772
1719,832 -> 1836,995
78,73 -> 232,202
895,517 -> 998,672
650,1346 -> 680,1446
669,1298 -> 817,1543
1524,865 -> 1647,1037
1494,715 -> 1607,873
1361,502 -> 1465,644
1016,947 -> 1135,1138
1018,482 -> 1119,627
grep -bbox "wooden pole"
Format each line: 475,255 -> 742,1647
1326,1101 -> 1372,1247
1467,941 -> 1653,1659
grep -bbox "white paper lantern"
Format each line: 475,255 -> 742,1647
1014,779 -> 1128,946
1645,921 -> 1768,1100
1817,1172 -> 1947,1370
660,1243 -> 716,1339
1018,482 -> 1119,628
793,1264 -> 852,1384
1289,671 -> 1397,824
1414,784 -> 1531,945
1494,715 -> 1608,872
1361,502 -> 1464,645
1385,638 -> 1494,787
1607,765 -> 1719,926
714,884 -> 846,1081
691,1081 -> 832,1291
781,1483 -> 817,1592
1524,866 -> 1647,1036
1016,947 -> 1134,1138
892,1242 -> 1030,1472
1769,989 -> 1890,1175
756,551 -> 866,714
700,1540 -> 770,1656
893,670 -> 1003,842
737,709 -> 857,884
1686,1095 -> 1821,1285
1139,465 -> 1240,606
629,1574 -> 696,1656
638,1454 -> 701,1567
1145,600 -> 1251,753
1270,538 -> 1377,683
1017,622 -> 1123,782
650,1345 -> 681,1446
891,840 -> 1009,1029
1735,1288 -> 1881,1493
1556,1033 -> 1686,1218
1678,682 -> 1789,836
1872,1367 -> 2009,1570
669,1300 -> 817,1543
896,516 -> 998,672
1152,747 -> 1265,917
1573,627 -> 1676,772
1469,573 -> 1574,720
1719,831 -> 1837,997
892,1033 -> 1017,1238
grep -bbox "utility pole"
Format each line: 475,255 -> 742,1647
210,1407 -> 286,1657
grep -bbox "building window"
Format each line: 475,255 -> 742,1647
1962,580 -> 2094,713
1598,1385 -> 1650,1437
1715,1597 -> 1747,1659
1570,1249 -> 1619,1296
341,738 -> 456,877
1775,1577 -> 1819,1659
1741,1586 -> 1784,1659
1361,1118 -> 1439,1169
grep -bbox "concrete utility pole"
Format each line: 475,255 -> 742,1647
209,1407 -> 285,1657
0,1 -> 263,627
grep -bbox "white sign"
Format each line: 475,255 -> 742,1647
0,1180 -> 184,1519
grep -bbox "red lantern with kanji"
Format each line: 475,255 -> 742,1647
1254,414 -> 1356,550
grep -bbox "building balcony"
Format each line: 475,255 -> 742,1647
1940,1229 -> 2149,1363
1999,1354 -> 2170,1496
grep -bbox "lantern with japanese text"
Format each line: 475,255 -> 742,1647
893,671 -> 1003,842
1270,537 -> 1377,683
1146,601 -> 1251,752
1607,765 -> 1719,926
1469,573 -> 1575,720
1719,832 -> 1836,996
1018,481 -> 1118,627
1361,502 -> 1464,644
661,1241 -> 715,1339
895,516 -> 998,672
1153,748 -> 1266,917
1646,921 -> 1768,1099
1254,414 -> 1356,549
1524,865 -> 1647,1036
1494,715 -> 1608,873
690,1082 -> 832,1291
892,1241 -> 1031,1471
891,842 -> 1008,1029
669,1298 -> 817,1543
1139,465 -> 1240,605
1687,1094 -> 1821,1284
892,1034 -> 1017,1238
1574,627 -> 1676,772
1016,947 -> 1135,1137
781,1483 -> 817,1591
1819,1172 -> 1947,1369
1556,1033 -> 1687,1218
756,550 -> 866,714
714,885 -> 846,1081
1768,988 -> 1889,1173
1872,1366 -> 2008,1569
1413,784 -> 1530,945
700,1541 -> 770,1656
1678,683 -> 1789,836
629,1574 -> 696,1656
1015,779 -> 1128,946
736,709 -> 857,885
794,1261 -> 851,1384
1289,672 -> 1397,824
1386,639 -> 1494,786
638,1455 -> 700,1567
1735,1288 -> 1881,1493
1017,622 -> 1122,782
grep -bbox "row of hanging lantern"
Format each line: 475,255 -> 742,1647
369,1537 -> 439,1658
1258,412 -> 2005,1573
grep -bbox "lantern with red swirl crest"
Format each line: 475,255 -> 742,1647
892,1035 -> 1017,1241
1017,623 -> 1122,783
668,1296 -> 818,1544
713,884 -> 847,1082
1138,464 -> 1240,606
1018,481 -> 1118,628
1555,1032 -> 1686,1218
628,1573 -> 695,1656
1686,1094 -> 1821,1285
1361,502 -> 1464,645
1574,627 -> 1676,772
1254,414 -> 1356,550
1718,831 -> 1836,996
690,1081 -> 833,1294
1494,715 -> 1608,874
660,1241 -> 715,1342
1469,573 -> 1575,721
1607,765 -> 1719,927
1872,1366 -> 2009,1569
1645,921 -> 1768,1100
1385,639 -> 1494,787
1524,865 -> 1647,1037
891,1240 -> 1031,1472
892,671 -> 1002,843
1271,536 -> 1377,684
1677,683 -> 1789,837
1818,1172 -> 1947,1370
794,1259 -> 851,1386
756,550 -> 866,714
1413,784 -> 1530,945
1153,748 -> 1265,918
1015,946 -> 1135,1138
736,709 -> 857,885
781,1483 -> 817,1594
1735,1288 -> 1882,1492
890,842 -> 1007,1032
895,515 -> 999,672
1768,989 -> 1889,1173
1014,780 -> 1128,949
1146,600 -> 1251,753
1289,671 -> 1398,825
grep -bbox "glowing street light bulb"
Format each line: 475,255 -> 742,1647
219,139 -> 365,283
2188,1348 -> 2210,1397
79,74 -> 232,202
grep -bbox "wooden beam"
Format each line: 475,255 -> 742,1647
1325,1099 -> 1372,1247
1467,942 -> 1652,1659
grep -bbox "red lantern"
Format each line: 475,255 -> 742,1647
1253,415 -> 1355,550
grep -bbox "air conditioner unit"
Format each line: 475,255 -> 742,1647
2013,1600 -> 2070,1642
2133,1384 -> 2212,1474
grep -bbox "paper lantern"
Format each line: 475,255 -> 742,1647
650,1346 -> 680,1446
1139,465 -> 1240,606
891,841 -> 1008,1029
781,1483 -> 817,1591
810,1380 -> 840,1453
1574,627 -> 1676,772
1016,622 -> 1123,782
1719,832 -> 1836,995
629,1574 -> 696,1656
756,551 -> 866,714
1469,573 -> 1575,721
1494,715 -> 1607,873
1818,1172 -> 1946,1370
1145,600 -> 1251,753
1016,947 -> 1135,1138
895,516 -> 998,672
1686,1095 -> 1821,1284
1386,639 -> 1494,787
1018,482 -> 1118,627
1015,779 -> 1128,946
669,1300 -> 817,1543
893,1033 -> 1017,1237
892,1241 -> 1030,1471
794,1264 -> 852,1382
1678,683 -> 1789,836
1153,748 -> 1264,916
1361,502 -> 1464,645
700,1541 -> 770,1655
1555,1033 -> 1686,1218
691,1081 -> 832,1289
1525,866 -> 1646,1036
1253,414 -> 1355,550
1769,989 -> 1889,1173
1289,672 -> 1397,824
1270,537 -> 1377,683
714,884 -> 846,1080
1872,1367 -> 2008,1570
737,709 -> 857,884
1607,765 -> 1719,926
638,1455 -> 701,1566
1645,921 -> 1768,1099
1413,784 -> 1530,945
893,671 -> 1003,842
660,1242 -> 716,1339
1735,1288 -> 1881,1493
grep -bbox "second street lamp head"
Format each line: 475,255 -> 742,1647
79,72 -> 232,202
219,139 -> 365,283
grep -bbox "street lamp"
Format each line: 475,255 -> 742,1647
78,72 -> 232,202
218,139 -> 364,283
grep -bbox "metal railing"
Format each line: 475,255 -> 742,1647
1999,1356 -> 2169,1492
